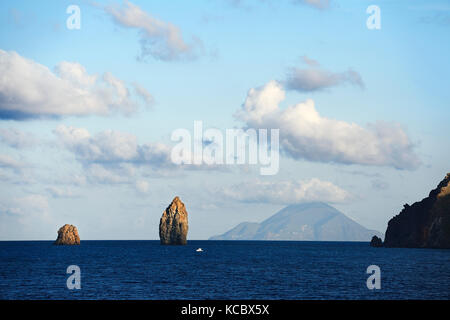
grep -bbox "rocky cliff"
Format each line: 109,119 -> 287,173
383,173 -> 450,249
54,224 -> 80,245
159,196 -> 189,245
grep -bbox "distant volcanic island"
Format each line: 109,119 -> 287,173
371,173 -> 450,249
54,224 -> 80,245
159,196 -> 189,245
210,202 -> 382,241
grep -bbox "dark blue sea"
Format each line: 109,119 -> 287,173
0,241 -> 449,300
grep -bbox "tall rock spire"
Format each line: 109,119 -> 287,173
159,196 -> 189,245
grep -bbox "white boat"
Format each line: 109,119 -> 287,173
196,248 -> 203,252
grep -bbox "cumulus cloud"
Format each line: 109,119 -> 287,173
132,82 -> 154,107
105,1 -> 203,61
46,186 -> 79,199
284,57 -> 364,92
222,178 -> 352,204
236,81 -> 420,169
0,128 -> 36,148
0,154 -> 25,172
301,55 -> 320,67
1,194 -> 50,221
85,163 -> 136,184
0,153 -> 33,184
52,125 -> 228,191
54,125 -> 227,177
53,125 -> 216,193
54,125 -> 173,168
0,50 -> 152,119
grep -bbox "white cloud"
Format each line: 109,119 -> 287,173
0,50 -> 152,119
0,153 -> 33,184
53,125 -> 175,176
2,194 -> 50,220
53,125 -> 228,191
301,55 -> 320,67
105,1 -> 203,61
54,61 -> 97,87
222,178 -> 352,204
285,59 -> 364,92
46,186 -> 79,198
236,81 -> 420,169
135,180 -> 150,194
85,163 -> 135,184
0,153 -> 25,172
53,125 -> 226,172
132,82 -> 154,107
54,125 -> 139,162
0,128 -> 36,148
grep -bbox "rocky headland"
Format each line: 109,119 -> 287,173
379,173 -> 450,249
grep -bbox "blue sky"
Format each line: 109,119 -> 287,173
0,0 -> 449,240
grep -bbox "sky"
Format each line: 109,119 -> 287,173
0,0 -> 449,240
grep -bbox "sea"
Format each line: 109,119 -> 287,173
0,240 -> 449,300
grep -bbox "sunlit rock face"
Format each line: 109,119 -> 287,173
54,224 -> 80,245
159,196 -> 189,245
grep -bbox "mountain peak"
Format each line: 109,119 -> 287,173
169,196 -> 185,210
210,202 -> 381,241
285,202 -> 333,210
